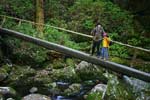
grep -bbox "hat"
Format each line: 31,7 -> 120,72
103,32 -> 107,36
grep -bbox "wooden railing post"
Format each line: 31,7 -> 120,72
0,16 -> 6,27
130,49 -> 138,67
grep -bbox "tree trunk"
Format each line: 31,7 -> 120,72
36,0 -> 44,33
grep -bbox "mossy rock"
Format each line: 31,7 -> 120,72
51,67 -> 81,83
34,70 -> 52,84
76,61 -> 107,82
0,65 -> 11,82
64,83 -> 81,96
52,59 -> 66,69
0,87 -> 16,96
6,65 -> 36,87
105,74 -> 135,100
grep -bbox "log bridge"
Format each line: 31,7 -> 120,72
0,28 -> 150,82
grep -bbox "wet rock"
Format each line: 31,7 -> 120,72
56,82 -> 70,90
0,87 -> 16,95
22,94 -> 51,100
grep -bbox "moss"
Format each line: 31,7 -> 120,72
105,74 -> 135,100
52,59 -> 66,69
52,67 -> 81,83
110,57 -> 129,66
87,92 -> 102,100
66,58 -> 75,67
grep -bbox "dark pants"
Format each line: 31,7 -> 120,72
91,40 -> 101,56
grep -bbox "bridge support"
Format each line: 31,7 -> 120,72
0,28 -> 150,82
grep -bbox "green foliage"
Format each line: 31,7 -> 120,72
109,44 -> 129,58
2,19 -> 17,29
66,58 -> 75,67
82,19 -> 94,30
52,59 -> 66,69
87,92 -> 102,100
44,26 -> 82,49
0,0 -> 34,19
14,23 -> 38,37
67,0 -> 133,35
52,67 -> 81,83
128,38 -> 141,46
111,57 -> 129,66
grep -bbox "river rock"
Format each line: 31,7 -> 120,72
91,84 -> 107,92
0,87 -> 16,95
0,73 -> 7,82
123,75 -> 150,100
29,87 -> 38,93
22,94 -> 51,100
76,61 -> 101,72
87,84 -> 107,100
0,97 -> 4,100
0,65 -> 10,82
6,98 -> 15,100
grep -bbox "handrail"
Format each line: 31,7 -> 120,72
0,15 -> 150,53
0,28 -> 150,82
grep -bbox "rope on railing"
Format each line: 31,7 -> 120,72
0,15 -> 149,53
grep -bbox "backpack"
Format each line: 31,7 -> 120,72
93,25 -> 103,41
109,40 -> 113,46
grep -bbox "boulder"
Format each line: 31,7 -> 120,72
76,61 -> 89,70
0,65 -> 11,82
76,61 -> 107,82
0,73 -> 7,82
91,84 -> 107,93
29,87 -> 38,94
6,98 -> 15,100
86,84 -> 107,100
22,94 -> 51,100
52,67 -> 80,82
0,87 -> 16,95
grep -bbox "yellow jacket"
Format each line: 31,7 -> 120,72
102,36 -> 110,47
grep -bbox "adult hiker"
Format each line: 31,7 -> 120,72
91,22 -> 105,57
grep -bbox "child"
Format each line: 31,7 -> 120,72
101,33 -> 111,60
